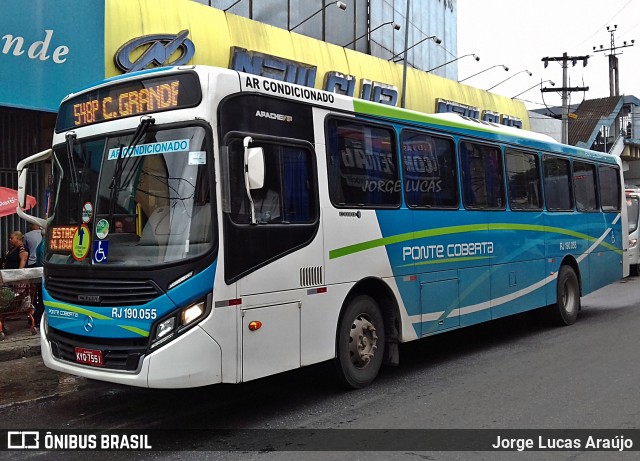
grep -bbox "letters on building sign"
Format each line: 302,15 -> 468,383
230,48 -> 399,106
230,47 -> 317,88
436,99 -> 523,129
112,33 -> 522,127
436,98 -> 480,120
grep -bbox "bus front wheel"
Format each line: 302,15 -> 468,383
551,265 -> 580,326
335,295 -> 385,389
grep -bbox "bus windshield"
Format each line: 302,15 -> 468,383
47,124 -> 214,267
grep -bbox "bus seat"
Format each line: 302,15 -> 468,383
140,206 -> 170,246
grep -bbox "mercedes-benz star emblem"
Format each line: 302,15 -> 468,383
84,315 -> 94,333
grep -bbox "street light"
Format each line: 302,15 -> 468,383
389,35 -> 442,62
458,64 -> 509,83
289,1 -> 347,32
343,21 -> 401,47
487,69 -> 532,91
426,53 -> 480,73
511,79 -> 555,99
393,34 -> 442,108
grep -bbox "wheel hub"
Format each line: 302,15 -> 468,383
349,314 -> 378,368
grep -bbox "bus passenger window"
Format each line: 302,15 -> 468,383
505,150 -> 542,210
459,141 -> 505,210
573,161 -> 598,211
401,130 -> 458,208
599,165 -> 621,212
543,156 -> 573,211
326,118 -> 400,208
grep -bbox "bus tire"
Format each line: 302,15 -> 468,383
551,265 -> 580,326
335,295 -> 385,389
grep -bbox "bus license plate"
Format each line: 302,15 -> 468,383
74,347 -> 104,367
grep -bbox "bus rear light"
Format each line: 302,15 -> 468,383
248,321 -> 262,331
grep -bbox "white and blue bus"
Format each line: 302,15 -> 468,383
626,189 -> 640,275
17,66 -> 626,388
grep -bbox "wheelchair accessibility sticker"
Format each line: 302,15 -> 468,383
93,240 -> 109,263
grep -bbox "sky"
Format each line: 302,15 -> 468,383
456,0 -> 640,112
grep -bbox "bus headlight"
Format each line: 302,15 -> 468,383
630,238 -> 638,248
180,302 -> 205,327
150,299 -> 210,349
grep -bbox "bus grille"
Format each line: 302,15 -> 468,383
300,266 -> 323,287
46,276 -> 161,306
48,327 -> 148,371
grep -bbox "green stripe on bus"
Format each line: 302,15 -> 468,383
118,325 -> 149,337
353,99 -> 494,134
44,300 -> 150,337
43,301 -> 112,320
329,223 -> 621,259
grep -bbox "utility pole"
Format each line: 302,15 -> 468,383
593,25 -> 635,142
541,53 -> 589,144
593,25 -> 635,97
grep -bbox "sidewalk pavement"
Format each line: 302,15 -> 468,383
0,317 -> 41,363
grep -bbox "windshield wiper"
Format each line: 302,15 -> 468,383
108,116 -> 155,219
65,132 -> 79,193
110,116 -> 155,191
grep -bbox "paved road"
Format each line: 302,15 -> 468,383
2,277 -> 640,461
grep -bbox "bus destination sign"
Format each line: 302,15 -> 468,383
55,73 -> 202,132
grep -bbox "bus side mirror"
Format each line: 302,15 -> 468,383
246,147 -> 265,190
243,137 -> 265,224
16,148 -> 53,228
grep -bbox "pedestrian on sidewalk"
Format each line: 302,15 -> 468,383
24,223 -> 42,269
3,231 -> 28,269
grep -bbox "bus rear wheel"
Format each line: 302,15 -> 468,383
551,265 -> 580,326
335,295 -> 385,389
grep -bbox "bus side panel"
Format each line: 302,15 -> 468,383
410,209 -> 492,332
489,210 -> 547,319
587,212 -> 624,293
458,266 -> 491,327
544,211 -> 582,301
323,206 -> 419,342
490,260 -> 547,319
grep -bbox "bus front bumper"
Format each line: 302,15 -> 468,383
40,319 -> 222,388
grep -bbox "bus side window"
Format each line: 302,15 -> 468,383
326,118 -> 400,209
573,161 -> 598,211
543,156 -> 573,211
460,141 -> 505,210
401,130 -> 458,209
506,149 -> 542,211
228,138 -> 317,225
599,165 -> 621,212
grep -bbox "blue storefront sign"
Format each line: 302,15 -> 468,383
0,0 -> 105,112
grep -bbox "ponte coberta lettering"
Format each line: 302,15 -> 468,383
403,241 -> 494,262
